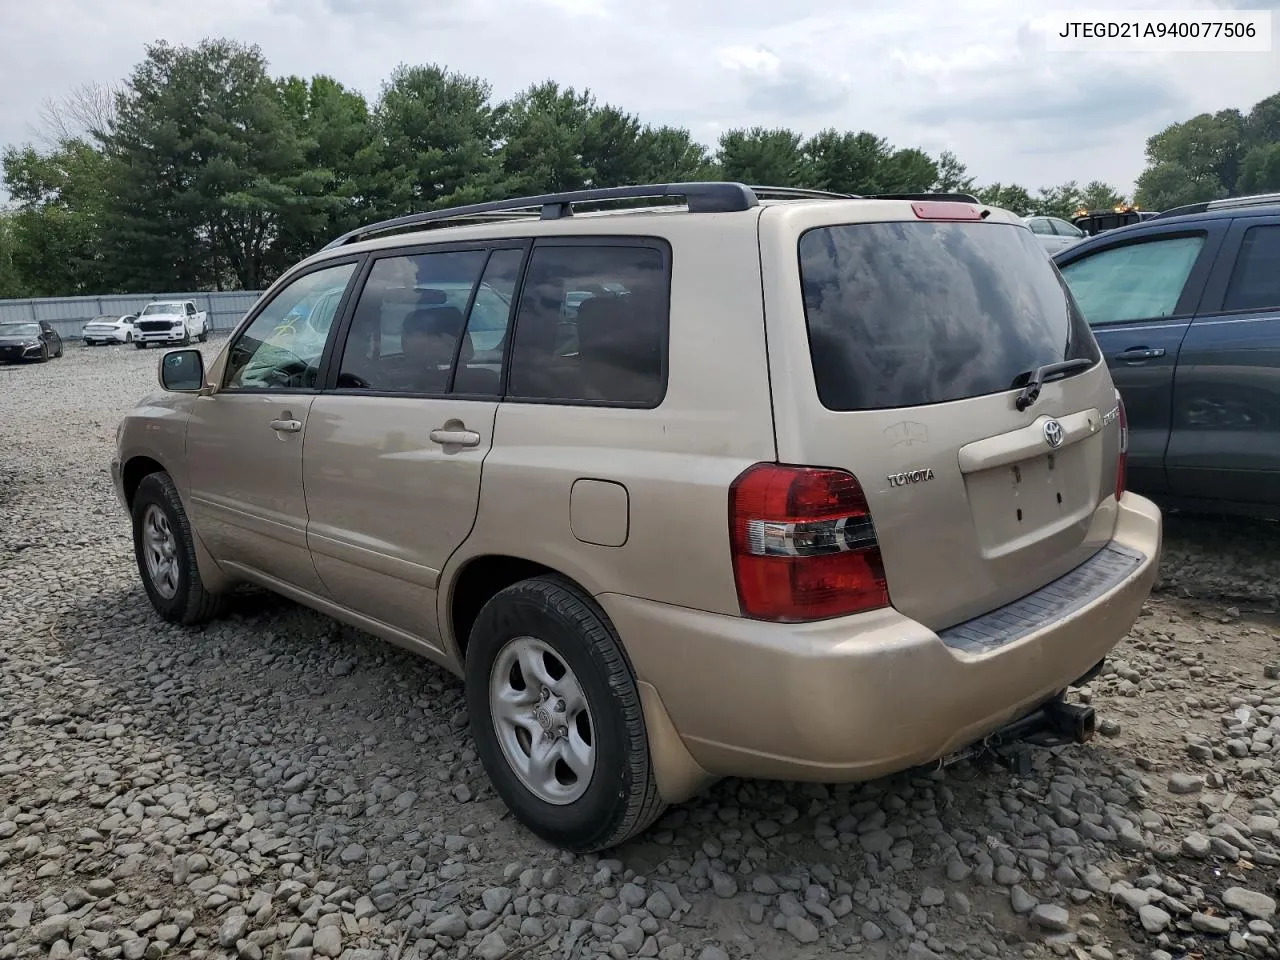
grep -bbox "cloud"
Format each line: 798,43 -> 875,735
0,0 -> 1276,201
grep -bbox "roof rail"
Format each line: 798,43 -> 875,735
1153,191 -> 1280,221
320,182 -> 759,250
749,185 -> 860,200
869,192 -> 982,204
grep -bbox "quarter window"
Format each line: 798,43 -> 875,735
223,261 -> 357,390
1223,225 -> 1280,313
1057,235 -> 1205,326
507,244 -> 669,406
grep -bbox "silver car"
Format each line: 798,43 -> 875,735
1025,215 -> 1086,254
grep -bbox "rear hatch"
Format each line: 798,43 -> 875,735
758,200 -> 1125,631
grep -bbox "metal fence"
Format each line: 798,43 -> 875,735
0,291 -> 265,340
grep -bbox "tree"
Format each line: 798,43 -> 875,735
0,215 -> 26,298
1079,180 -> 1128,211
494,81 -> 596,195
716,127 -> 805,186
975,183 -> 1035,216
932,150 -> 976,193
35,80 -> 120,148
632,126 -> 714,183
1033,182 -> 1083,220
801,129 -> 890,193
877,148 -> 938,194
2,139 -> 112,295
375,64 -> 501,215
101,39 -> 321,291
1238,142 -> 1280,195
1135,162 -> 1225,210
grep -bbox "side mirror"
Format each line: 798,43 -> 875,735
159,349 -> 205,392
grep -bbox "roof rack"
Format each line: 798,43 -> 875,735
1153,191 -> 1280,221
321,182 -> 761,250
869,192 -> 982,204
749,185 -> 860,200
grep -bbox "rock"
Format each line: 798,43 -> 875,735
1099,719 -> 1122,737
312,926 -> 342,958
921,886 -> 945,907
1223,887 -> 1276,920
1138,905 -> 1172,934
1167,773 -> 1204,795
1182,833 -> 1212,858
860,830 -> 894,854
785,915 -> 820,944
906,945 -> 943,960
620,883 -> 648,907
87,879 -> 117,897
1192,912 -> 1232,935
697,949 -> 729,960
1032,904 -> 1071,932
476,932 -> 508,960
219,913 -> 249,948
614,926 -> 645,954
645,891 -> 673,919
483,888 -> 513,913
1011,887 -> 1037,914
710,872 -> 737,899
35,916 -> 72,945
427,914 -> 467,938
862,921 -> 885,941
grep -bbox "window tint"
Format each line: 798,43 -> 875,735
1058,235 -> 1205,326
1223,224 -> 1280,313
452,248 -> 522,397
508,244 -> 669,406
1027,218 -> 1052,236
798,221 -> 1100,412
224,261 -> 356,390
1050,219 -> 1083,238
335,250 -> 487,394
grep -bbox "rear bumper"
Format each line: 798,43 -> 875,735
603,491 -> 1161,783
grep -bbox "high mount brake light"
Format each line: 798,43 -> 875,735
728,463 -> 889,622
911,201 -> 986,221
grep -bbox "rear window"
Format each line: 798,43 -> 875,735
798,221 -> 1100,411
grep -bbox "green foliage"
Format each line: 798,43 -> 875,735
2,38 -> 1276,299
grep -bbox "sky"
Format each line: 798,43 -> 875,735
1,0 -> 1279,197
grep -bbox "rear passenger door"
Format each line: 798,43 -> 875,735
1167,217 -> 1280,507
302,243 -> 525,648
1056,224 -> 1224,494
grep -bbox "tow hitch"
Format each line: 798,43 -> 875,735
933,695 -> 1098,774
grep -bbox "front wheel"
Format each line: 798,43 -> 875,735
135,341 -> 147,350
131,472 -> 226,625
465,576 -> 665,852
180,330 -> 191,346
38,344 -> 50,363
198,324 -> 208,343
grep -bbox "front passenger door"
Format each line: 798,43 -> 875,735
1056,226 -> 1223,494
185,259 -> 360,595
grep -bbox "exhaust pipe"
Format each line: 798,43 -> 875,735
1045,699 -> 1096,743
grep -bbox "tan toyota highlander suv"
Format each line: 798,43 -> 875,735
111,182 -> 1162,852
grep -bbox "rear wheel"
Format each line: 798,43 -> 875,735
465,575 -> 665,852
131,472 -> 226,625
125,332 -> 133,344
136,341 -> 147,350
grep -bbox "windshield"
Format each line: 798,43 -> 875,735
798,220 -> 1100,411
90,315 -> 116,323
141,303 -> 183,316
0,323 -> 40,337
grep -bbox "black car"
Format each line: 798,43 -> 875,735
0,320 -> 64,363
1053,192 -> 1280,519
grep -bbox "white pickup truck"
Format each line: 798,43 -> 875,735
133,300 -> 209,349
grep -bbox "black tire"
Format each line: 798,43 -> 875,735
55,342 -> 63,358
131,472 -> 226,625
180,329 -> 191,346
125,332 -> 133,344
465,575 -> 666,852
136,341 -> 147,350
198,324 -> 208,343
38,344 -> 49,363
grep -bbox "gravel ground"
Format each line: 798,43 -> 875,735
3,342 -> 1280,960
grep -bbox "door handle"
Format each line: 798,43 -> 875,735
270,418 -> 303,433
1114,347 -> 1165,362
429,427 -> 481,447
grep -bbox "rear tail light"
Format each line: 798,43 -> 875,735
1115,391 -> 1129,501
728,463 -> 889,622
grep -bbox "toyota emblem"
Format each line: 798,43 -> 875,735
1043,419 -> 1065,448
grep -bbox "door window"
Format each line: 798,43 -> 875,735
1027,218 -> 1053,236
507,243 -> 670,406
1058,234 -> 1206,326
1050,219 -> 1084,238
1223,224 -> 1280,313
223,261 -> 357,390
334,249 -> 488,394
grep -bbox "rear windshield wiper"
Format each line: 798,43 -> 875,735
1013,358 -> 1093,412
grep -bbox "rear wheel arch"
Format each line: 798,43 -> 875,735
448,554 -> 561,661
